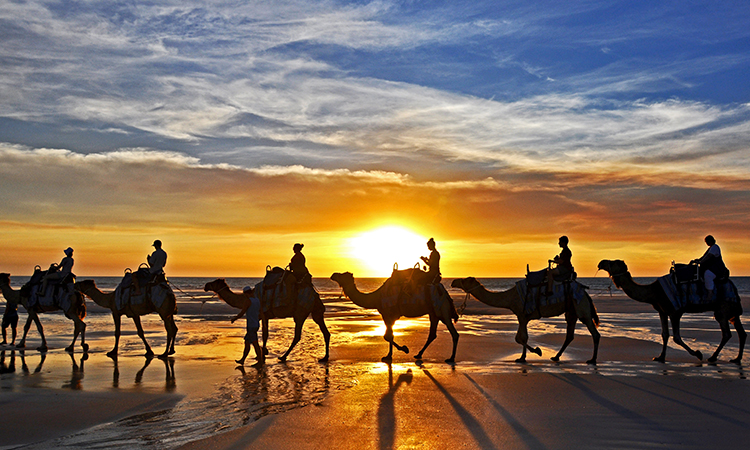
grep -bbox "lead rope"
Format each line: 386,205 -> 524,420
457,292 -> 469,316
167,280 -> 218,314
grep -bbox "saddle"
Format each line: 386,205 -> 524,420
20,266 -> 77,309
261,266 -> 288,287
670,262 -> 699,284
525,266 -> 576,287
254,265 -> 297,314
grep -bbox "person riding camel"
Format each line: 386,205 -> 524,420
290,243 -> 312,286
420,238 -> 441,285
547,236 -> 573,293
133,240 -> 167,295
41,247 -> 75,295
690,235 -> 729,294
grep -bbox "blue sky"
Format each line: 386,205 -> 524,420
1,1 -> 749,276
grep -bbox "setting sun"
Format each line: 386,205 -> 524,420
347,226 -> 429,277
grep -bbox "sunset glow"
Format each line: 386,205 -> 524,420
348,227 -> 429,277
1,2 -> 749,278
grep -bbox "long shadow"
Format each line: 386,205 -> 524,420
609,376 -> 750,427
378,364 -> 413,450
549,373 -> 665,432
422,369 -> 496,450
463,374 -> 548,450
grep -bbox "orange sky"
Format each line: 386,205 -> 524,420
2,146 -> 748,278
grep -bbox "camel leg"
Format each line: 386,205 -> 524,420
312,304 -> 331,363
279,316 -> 305,362
157,317 -> 176,359
168,317 -> 178,355
382,320 -> 409,363
654,312 -> 670,362
552,311 -> 577,362
730,317 -> 746,364
514,321 -> 541,363
65,316 -> 86,353
670,315 -> 703,361
19,313 -> 47,352
708,318 -> 732,363
583,317 -> 600,364
109,314 -> 122,358
16,315 -> 33,349
261,318 -> 270,356
444,316 -> 459,364
131,315 -> 154,358
414,316 -> 438,361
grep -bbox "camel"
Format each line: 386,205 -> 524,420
0,273 -> 87,353
74,279 -> 178,358
203,278 -> 330,362
598,259 -> 745,363
451,277 -> 600,364
330,272 -> 459,363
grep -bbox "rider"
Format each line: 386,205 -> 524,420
289,243 -> 312,286
134,240 -> 168,295
547,236 -> 573,293
690,235 -> 729,292
41,247 -> 75,294
420,238 -> 441,284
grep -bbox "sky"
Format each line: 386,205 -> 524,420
1,0 -> 749,278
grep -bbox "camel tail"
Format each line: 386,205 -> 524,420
76,292 -> 87,320
441,285 -> 459,323
587,292 -> 600,327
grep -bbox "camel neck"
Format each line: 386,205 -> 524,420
80,284 -> 116,309
214,286 -> 248,309
467,283 -> 522,313
0,283 -> 20,303
613,272 -> 659,305
341,282 -> 382,310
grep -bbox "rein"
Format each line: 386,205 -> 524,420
167,280 -> 218,314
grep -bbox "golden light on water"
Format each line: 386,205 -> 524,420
347,226 -> 429,277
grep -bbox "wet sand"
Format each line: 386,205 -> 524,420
1,292 -> 749,449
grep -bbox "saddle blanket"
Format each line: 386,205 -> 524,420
22,275 -> 74,312
380,279 -> 449,313
658,276 -> 740,310
516,280 -> 587,315
114,274 -> 171,313
27,285 -> 73,312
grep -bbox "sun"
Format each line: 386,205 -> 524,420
347,226 -> 429,277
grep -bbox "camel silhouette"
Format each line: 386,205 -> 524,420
330,271 -> 459,363
451,277 -> 600,364
0,273 -> 87,353
204,278 -> 330,362
598,259 -> 745,363
74,279 -> 178,358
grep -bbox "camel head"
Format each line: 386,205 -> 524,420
597,260 -> 629,287
597,260 -> 628,275
204,278 -> 228,293
330,272 -> 354,287
451,277 -> 479,292
0,273 -> 9,286
74,279 -> 97,295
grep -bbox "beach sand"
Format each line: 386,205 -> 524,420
1,292 -> 749,449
